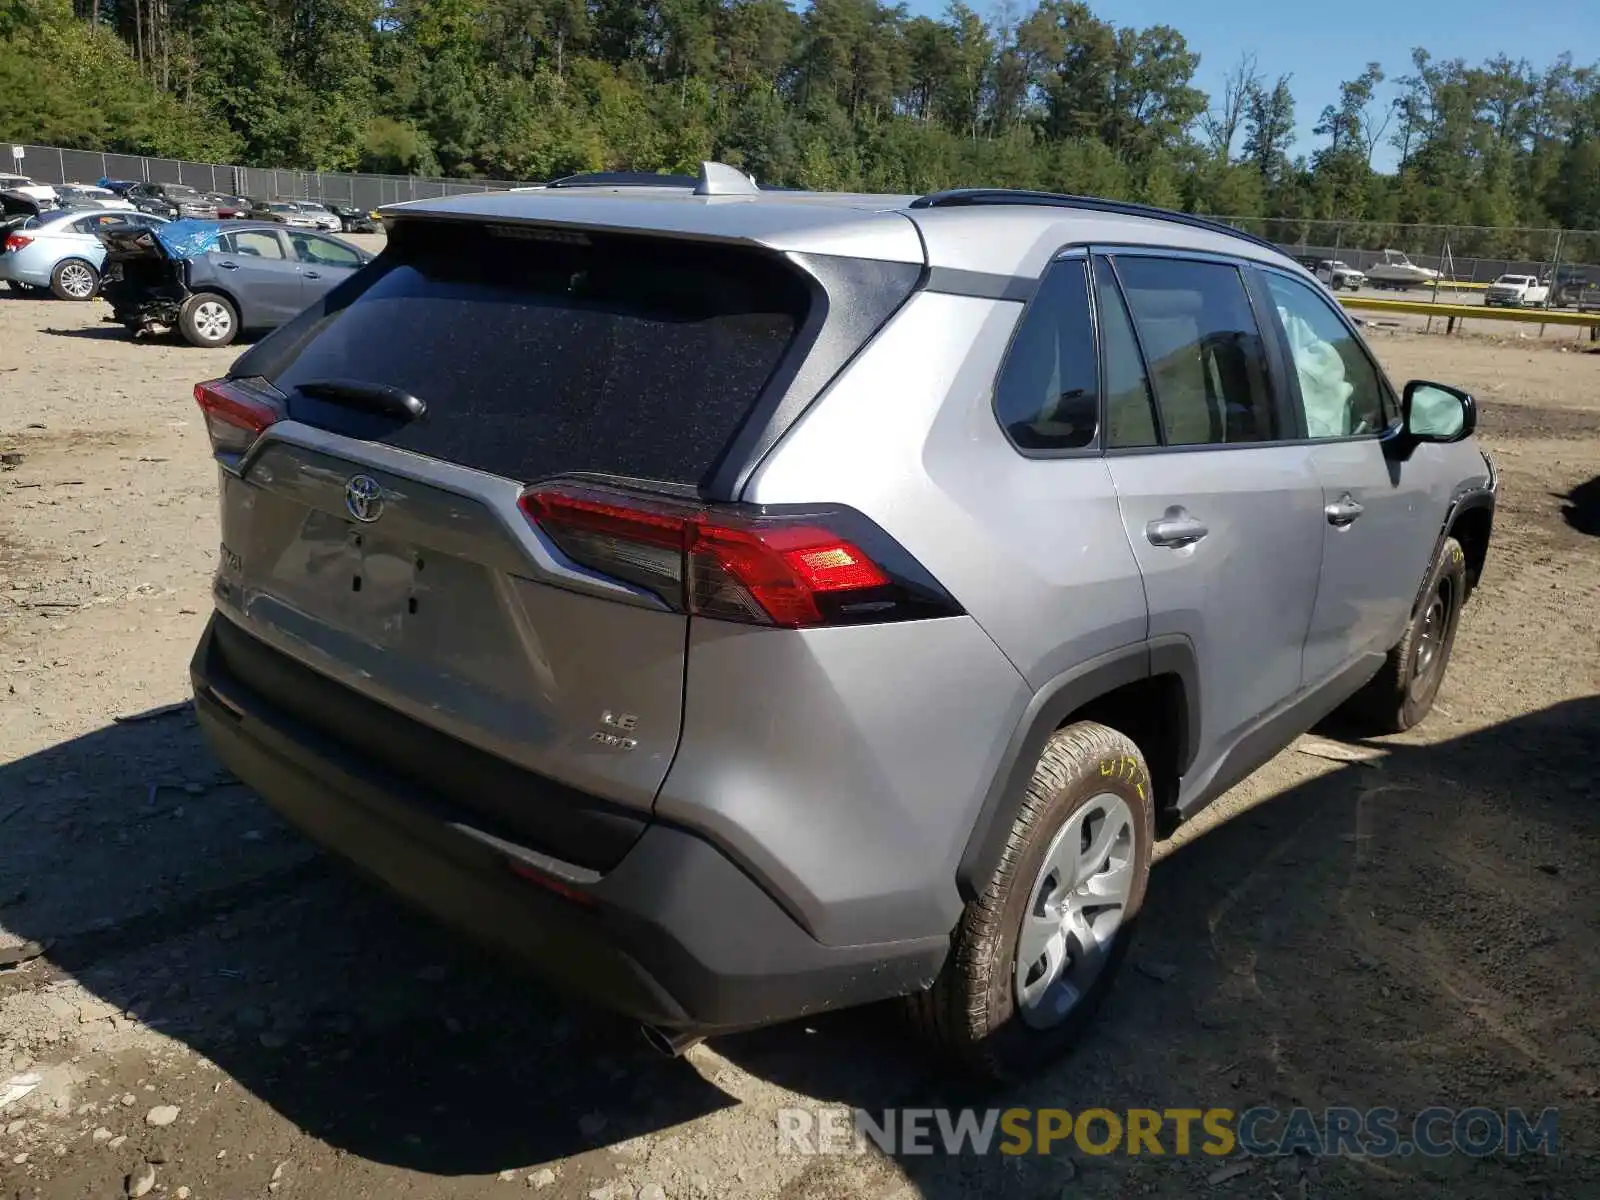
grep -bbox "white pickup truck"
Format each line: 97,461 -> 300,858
1315,259 -> 1365,290
1484,274 -> 1550,307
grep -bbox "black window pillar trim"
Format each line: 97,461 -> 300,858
1092,250 -> 1167,448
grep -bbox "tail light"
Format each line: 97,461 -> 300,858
194,377 -> 285,461
4,233 -> 31,253
520,481 -> 960,629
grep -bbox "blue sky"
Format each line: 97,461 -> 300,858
901,0 -> 1598,171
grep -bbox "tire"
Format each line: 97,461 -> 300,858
178,292 -> 239,347
907,721 -> 1154,1082
50,258 -> 100,301
1338,536 -> 1467,734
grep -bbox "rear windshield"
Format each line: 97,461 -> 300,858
268,219 -> 813,487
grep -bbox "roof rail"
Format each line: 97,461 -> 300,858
909,189 -> 1282,255
545,170 -> 699,189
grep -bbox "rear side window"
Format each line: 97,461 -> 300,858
269,220 -> 812,487
1112,256 -> 1277,445
993,258 -> 1099,451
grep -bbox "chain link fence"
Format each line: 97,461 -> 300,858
10,144 -> 1600,306
5,143 -> 539,211
1213,216 -> 1600,304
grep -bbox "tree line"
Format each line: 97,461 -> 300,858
4,0 -> 1600,243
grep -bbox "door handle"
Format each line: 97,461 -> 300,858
304,271 -> 321,279
1325,495 -> 1365,526
1145,509 -> 1209,548
218,261 -> 238,270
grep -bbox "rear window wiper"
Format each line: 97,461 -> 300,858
294,378 -> 426,423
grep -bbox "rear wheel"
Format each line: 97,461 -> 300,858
179,293 -> 239,347
1338,536 -> 1466,734
907,721 -> 1153,1081
50,258 -> 99,301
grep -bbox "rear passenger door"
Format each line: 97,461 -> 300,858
1255,268 -> 1441,683
215,229 -> 303,326
1095,251 -> 1324,781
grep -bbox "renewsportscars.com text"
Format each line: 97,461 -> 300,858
777,1106 -> 1560,1159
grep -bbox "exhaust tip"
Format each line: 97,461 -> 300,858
639,1023 -> 703,1058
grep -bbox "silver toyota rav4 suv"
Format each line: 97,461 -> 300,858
189,164 -> 1496,1080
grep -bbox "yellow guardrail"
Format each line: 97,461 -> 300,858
1338,295 -> 1600,331
1349,281 -> 1488,292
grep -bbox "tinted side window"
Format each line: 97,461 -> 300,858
1113,256 -> 1277,445
1093,257 -> 1159,448
993,258 -> 1098,451
290,233 -> 360,267
224,231 -> 285,260
1263,272 -> 1391,438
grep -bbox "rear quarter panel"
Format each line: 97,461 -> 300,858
746,289 -> 1149,688
697,289 -> 1151,945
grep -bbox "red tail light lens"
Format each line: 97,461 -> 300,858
520,482 -> 935,629
4,234 -> 32,252
689,521 -> 889,626
194,377 -> 286,460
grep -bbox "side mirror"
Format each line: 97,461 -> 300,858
1402,380 -> 1476,444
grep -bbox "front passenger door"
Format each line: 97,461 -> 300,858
1257,269 -> 1442,684
285,232 -> 364,303
214,229 -> 304,327
1097,252 -> 1325,790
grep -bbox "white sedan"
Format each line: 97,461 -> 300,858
55,183 -> 137,212
291,201 -> 344,232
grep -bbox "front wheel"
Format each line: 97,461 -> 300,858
1338,537 -> 1467,734
179,293 -> 239,347
907,721 -> 1154,1081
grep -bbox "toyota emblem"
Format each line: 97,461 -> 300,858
344,474 -> 384,523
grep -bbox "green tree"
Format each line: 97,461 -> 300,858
1242,74 -> 1296,183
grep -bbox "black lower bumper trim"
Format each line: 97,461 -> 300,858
190,615 -> 948,1033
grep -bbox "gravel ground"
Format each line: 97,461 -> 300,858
0,289 -> 1596,1200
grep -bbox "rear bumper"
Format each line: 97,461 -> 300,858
0,254 -> 51,287
190,614 -> 947,1034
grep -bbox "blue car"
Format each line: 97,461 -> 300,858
98,219 -> 375,346
0,208 -> 167,299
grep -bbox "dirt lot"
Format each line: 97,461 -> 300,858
0,291 -> 1596,1200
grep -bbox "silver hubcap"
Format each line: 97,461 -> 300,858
1413,582 -> 1451,680
59,263 -> 95,298
1014,793 -> 1136,1029
194,301 -> 232,341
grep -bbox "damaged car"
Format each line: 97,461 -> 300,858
98,219 -> 373,347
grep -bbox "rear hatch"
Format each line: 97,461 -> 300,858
201,213 -> 921,868
98,221 -> 217,311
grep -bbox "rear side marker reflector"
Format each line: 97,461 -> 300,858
519,481 -> 952,629
508,861 -> 596,905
